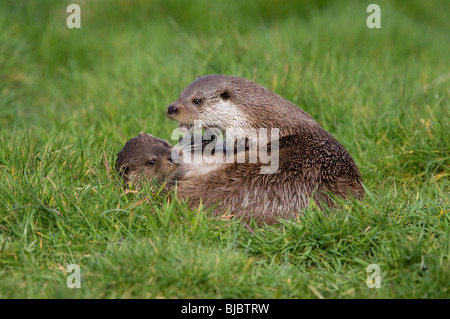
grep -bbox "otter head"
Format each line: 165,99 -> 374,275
166,75 -> 254,134
115,132 -> 178,190
166,75 -> 314,147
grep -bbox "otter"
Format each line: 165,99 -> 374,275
115,131 -> 224,189
115,132 -> 177,190
165,74 -> 365,224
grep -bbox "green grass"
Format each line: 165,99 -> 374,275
0,0 -> 449,298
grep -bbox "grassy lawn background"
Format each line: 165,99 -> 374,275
0,0 -> 448,298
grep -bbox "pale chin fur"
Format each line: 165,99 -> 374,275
200,100 -> 249,133
181,161 -> 224,179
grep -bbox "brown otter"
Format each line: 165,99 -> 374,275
165,74 -> 365,224
115,132 -> 177,190
115,132 -> 223,189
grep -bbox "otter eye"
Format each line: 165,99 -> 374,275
193,99 -> 201,105
147,159 -> 155,166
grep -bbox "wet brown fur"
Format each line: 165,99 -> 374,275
166,75 -> 365,224
170,129 -> 364,224
115,132 -> 177,190
116,75 -> 364,224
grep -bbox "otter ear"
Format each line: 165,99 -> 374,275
220,90 -> 231,101
139,131 -> 153,137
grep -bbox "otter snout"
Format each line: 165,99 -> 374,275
167,104 -> 178,116
166,101 -> 197,128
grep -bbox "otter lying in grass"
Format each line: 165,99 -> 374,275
115,129 -> 361,224
115,132 -> 177,190
116,75 -> 364,223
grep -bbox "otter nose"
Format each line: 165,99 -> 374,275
167,105 -> 178,115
